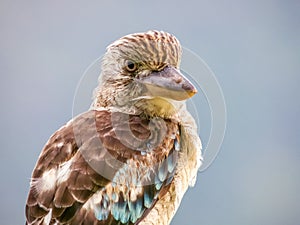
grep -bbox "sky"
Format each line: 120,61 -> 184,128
0,1 -> 299,224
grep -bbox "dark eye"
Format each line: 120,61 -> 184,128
125,60 -> 137,72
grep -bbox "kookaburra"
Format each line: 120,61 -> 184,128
25,30 -> 202,225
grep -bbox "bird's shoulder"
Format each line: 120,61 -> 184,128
26,109 -> 181,224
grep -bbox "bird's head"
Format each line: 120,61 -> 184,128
92,30 -> 197,118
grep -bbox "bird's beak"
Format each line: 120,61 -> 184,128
139,66 -> 197,101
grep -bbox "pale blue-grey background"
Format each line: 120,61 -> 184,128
1,1 -> 299,225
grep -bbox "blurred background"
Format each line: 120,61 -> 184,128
0,1 -> 299,224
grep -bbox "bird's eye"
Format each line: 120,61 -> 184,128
125,60 -> 138,72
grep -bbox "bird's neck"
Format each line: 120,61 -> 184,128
91,94 -> 183,122
91,82 -> 185,120
133,97 -> 183,120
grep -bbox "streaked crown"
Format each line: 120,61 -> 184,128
107,30 -> 182,70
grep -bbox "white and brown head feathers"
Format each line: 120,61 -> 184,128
106,30 -> 182,69
92,30 -> 196,118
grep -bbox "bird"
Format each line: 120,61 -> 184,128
25,30 -> 202,225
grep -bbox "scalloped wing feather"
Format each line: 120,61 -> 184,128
25,110 -> 179,225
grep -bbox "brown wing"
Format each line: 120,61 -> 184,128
25,110 -> 180,225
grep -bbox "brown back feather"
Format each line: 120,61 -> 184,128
26,110 -> 180,224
